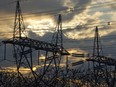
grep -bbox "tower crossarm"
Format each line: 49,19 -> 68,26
86,56 -> 116,66
2,37 -> 69,55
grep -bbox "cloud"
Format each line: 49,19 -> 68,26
111,12 -> 116,21
0,0 -> 116,69
62,11 -> 103,39
0,0 -> 92,38
0,12 -> 14,39
61,0 -> 76,8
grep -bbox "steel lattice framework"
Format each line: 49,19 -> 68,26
86,26 -> 116,87
2,1 -> 69,87
2,37 -> 67,53
1,1 -> 116,87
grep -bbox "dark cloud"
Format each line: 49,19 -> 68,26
28,30 -> 42,40
0,0 -> 92,20
21,0 -> 65,12
62,0 -> 92,21
0,0 -> 64,13
0,28 -> 116,67
0,0 -> 15,13
1,0 -> 116,68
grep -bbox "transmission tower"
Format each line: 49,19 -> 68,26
37,14 -> 69,86
2,1 -> 38,86
52,14 -> 69,86
13,0 -> 26,38
85,26 -> 116,87
86,26 -> 116,87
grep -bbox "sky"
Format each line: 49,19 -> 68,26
0,0 -> 116,72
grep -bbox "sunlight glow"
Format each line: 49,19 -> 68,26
0,66 -> 39,74
26,16 -> 55,36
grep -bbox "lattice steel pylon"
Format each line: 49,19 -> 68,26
85,26 -> 116,87
51,14 -> 69,86
13,0 -> 26,38
3,1 -> 38,87
91,26 -> 109,87
13,1 -> 38,86
37,14 -> 69,87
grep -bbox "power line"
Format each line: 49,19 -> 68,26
74,1 -> 116,10
0,1 -> 115,21
63,35 -> 116,42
